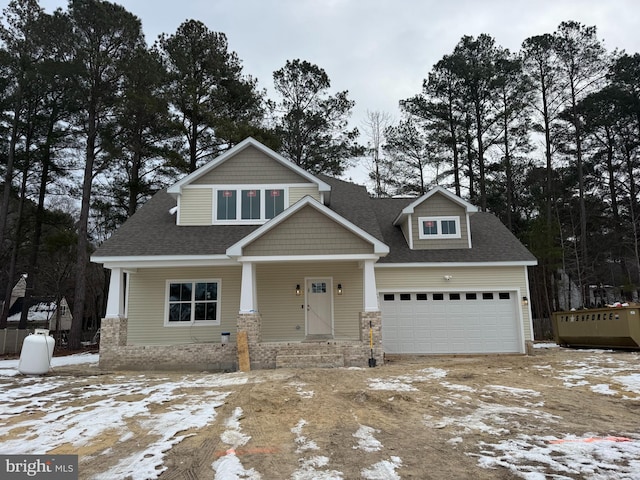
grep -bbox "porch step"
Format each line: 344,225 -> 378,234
276,353 -> 345,369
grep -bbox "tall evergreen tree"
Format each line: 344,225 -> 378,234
271,59 -> 360,175
67,0 -> 145,349
157,20 -> 264,173
554,20 -> 609,304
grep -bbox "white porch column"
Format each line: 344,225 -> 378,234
105,267 -> 125,319
239,262 -> 258,313
363,260 -> 379,312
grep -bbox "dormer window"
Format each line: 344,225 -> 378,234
215,187 -> 286,223
418,216 -> 461,239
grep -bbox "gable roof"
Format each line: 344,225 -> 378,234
373,197 -> 537,265
392,186 -> 478,226
227,195 -> 389,257
166,137 -> 331,198
91,137 -> 536,268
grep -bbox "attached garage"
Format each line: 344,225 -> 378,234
380,291 -> 522,354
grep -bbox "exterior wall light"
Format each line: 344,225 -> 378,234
522,296 -> 529,306
337,284 -> 343,295
443,275 -> 453,281
296,284 -> 301,296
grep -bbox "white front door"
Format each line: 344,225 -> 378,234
306,278 -> 333,335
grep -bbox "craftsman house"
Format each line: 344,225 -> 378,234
91,137 -> 537,370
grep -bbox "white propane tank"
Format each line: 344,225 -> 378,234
18,329 -> 55,375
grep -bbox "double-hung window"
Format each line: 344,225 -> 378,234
215,187 -> 286,223
166,280 -> 220,326
418,216 -> 461,239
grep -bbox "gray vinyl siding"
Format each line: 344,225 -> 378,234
289,186 -> 321,205
242,205 -> 373,256
179,188 -> 212,225
126,266 -> 241,345
256,262 -> 363,341
411,192 -> 469,250
375,265 -> 532,342
192,146 -> 307,184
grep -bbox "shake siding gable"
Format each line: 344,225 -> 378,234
126,266 -> 241,346
242,205 -> 374,256
411,193 -> 469,250
191,145 -> 307,185
179,188 -> 213,225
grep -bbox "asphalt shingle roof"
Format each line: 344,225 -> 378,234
93,189 -> 258,257
93,176 -> 536,265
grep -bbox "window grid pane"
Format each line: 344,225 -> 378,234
442,220 -> 457,235
217,190 -> 237,220
168,281 -> 219,324
422,220 -> 438,235
241,190 -> 261,219
265,189 -> 285,219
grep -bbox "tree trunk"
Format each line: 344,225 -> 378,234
71,105 -> 97,350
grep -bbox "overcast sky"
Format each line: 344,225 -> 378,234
14,0 -> 640,184
30,0 -> 640,124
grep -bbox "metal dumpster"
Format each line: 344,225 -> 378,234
551,306 -> 640,349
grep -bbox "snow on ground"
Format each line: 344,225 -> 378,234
0,352 -> 99,377
2,350 -> 640,479
474,434 -> 640,479
0,355 -> 248,480
212,408 -> 261,480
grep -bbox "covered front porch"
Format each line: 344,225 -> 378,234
98,258 -> 383,371
235,258 -> 382,368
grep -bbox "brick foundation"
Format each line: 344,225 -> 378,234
98,311 -> 384,371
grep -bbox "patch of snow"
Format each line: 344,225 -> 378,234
614,373 -> 640,396
352,425 -> 383,452
532,342 -> 558,349
221,407 -> 251,447
361,456 -> 402,480
482,385 -> 541,398
212,453 -> 262,480
211,407 -> 259,479
289,381 -> 314,399
368,368 -> 447,392
0,352 -> 99,377
590,383 -> 617,396
418,367 -> 448,379
424,401 -> 559,436
292,419 -> 319,453
440,381 -> 476,392
291,456 -> 343,480
368,378 -> 417,392
0,371 -> 245,479
473,433 -> 640,479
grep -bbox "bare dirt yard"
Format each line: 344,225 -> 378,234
1,345 -> 640,479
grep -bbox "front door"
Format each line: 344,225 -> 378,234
306,278 -> 333,336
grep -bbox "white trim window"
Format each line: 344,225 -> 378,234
165,279 -> 221,326
215,187 -> 287,223
418,216 -> 461,239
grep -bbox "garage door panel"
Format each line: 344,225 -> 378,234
381,291 -> 521,354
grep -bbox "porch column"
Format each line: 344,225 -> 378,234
363,260 -> 379,312
239,262 -> 258,313
105,267 -> 125,319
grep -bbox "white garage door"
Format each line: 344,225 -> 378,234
381,291 -> 521,354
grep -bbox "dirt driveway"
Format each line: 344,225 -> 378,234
1,345 -> 639,479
